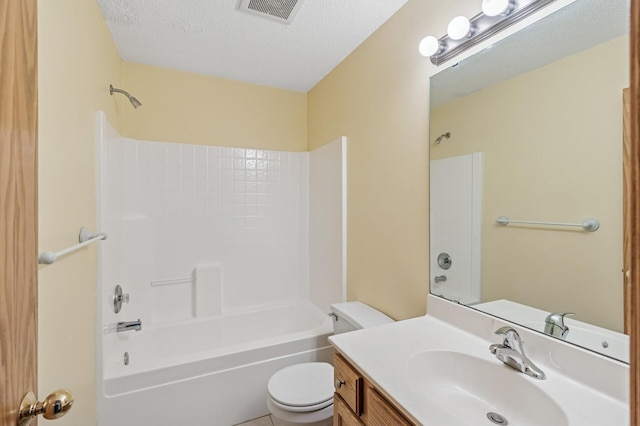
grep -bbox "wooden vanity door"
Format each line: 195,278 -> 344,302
364,387 -> 412,426
334,395 -> 363,426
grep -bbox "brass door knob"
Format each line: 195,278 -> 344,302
18,389 -> 74,426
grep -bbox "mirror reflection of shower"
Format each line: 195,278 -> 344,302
434,132 -> 450,144
109,84 -> 142,109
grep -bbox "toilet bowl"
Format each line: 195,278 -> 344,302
267,362 -> 334,426
266,302 -> 394,425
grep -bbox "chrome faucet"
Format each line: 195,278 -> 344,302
489,326 -> 546,380
116,319 -> 142,333
544,312 -> 574,339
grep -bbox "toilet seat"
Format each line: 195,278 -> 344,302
268,396 -> 333,413
267,362 -> 334,412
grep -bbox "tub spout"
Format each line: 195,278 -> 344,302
117,319 -> 142,333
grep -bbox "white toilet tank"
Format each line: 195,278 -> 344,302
330,301 -> 394,334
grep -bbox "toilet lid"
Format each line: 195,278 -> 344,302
268,362 -> 334,408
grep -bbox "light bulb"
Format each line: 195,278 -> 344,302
447,16 -> 473,40
482,0 -> 513,17
419,36 -> 442,57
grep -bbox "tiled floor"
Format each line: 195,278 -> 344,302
234,415 -> 274,426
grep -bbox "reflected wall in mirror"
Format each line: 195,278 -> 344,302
429,0 -> 630,362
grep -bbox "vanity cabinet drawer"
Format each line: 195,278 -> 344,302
364,386 -> 412,426
334,394 -> 364,426
334,353 -> 363,415
333,351 -> 416,426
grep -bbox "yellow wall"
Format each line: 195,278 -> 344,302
305,0 -> 577,320
119,62 -> 307,151
36,1 -> 610,424
429,36 -> 629,332
307,0 -> 480,320
37,0 -> 122,424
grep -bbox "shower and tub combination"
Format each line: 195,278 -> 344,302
95,112 -> 346,425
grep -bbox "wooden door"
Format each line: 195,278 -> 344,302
625,88 -> 632,335
630,0 -> 640,423
0,1 -> 39,426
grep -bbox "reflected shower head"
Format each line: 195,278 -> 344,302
434,132 -> 451,144
109,84 -> 142,109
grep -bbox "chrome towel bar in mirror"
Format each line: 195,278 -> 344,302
495,215 -> 600,232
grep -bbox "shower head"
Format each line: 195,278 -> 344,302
109,84 -> 142,109
434,132 -> 451,144
128,96 -> 143,109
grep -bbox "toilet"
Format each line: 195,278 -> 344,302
266,301 -> 394,426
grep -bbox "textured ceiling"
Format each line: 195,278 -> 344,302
97,0 -> 408,92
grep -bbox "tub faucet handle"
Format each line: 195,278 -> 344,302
113,284 -> 130,313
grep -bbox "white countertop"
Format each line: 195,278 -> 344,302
329,295 -> 629,426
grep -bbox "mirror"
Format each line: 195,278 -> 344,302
429,0 -> 630,362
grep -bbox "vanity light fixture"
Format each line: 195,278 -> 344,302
419,36 -> 444,57
447,16 -> 474,40
419,0 -> 556,65
482,0 -> 515,17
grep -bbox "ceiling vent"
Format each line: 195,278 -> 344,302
238,0 -> 306,24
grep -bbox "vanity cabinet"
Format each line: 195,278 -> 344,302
333,353 -> 414,426
334,396 -> 363,426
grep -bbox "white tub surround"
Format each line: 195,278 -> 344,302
309,137 -> 347,312
329,294 -> 629,425
430,152 -> 483,305
97,112 -> 345,324
95,112 -> 346,425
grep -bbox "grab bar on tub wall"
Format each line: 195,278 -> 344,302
495,215 -> 600,232
39,227 -> 108,264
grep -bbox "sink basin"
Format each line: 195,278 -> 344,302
406,350 -> 568,426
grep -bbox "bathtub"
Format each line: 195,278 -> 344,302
98,300 -> 334,426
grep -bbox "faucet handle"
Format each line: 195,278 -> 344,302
546,312 -> 574,324
494,326 -> 523,351
113,285 -> 130,314
545,312 -> 574,338
494,326 -> 519,339
495,326 -> 515,335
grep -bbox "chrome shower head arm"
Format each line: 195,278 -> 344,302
109,84 -> 142,109
109,84 -> 131,97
